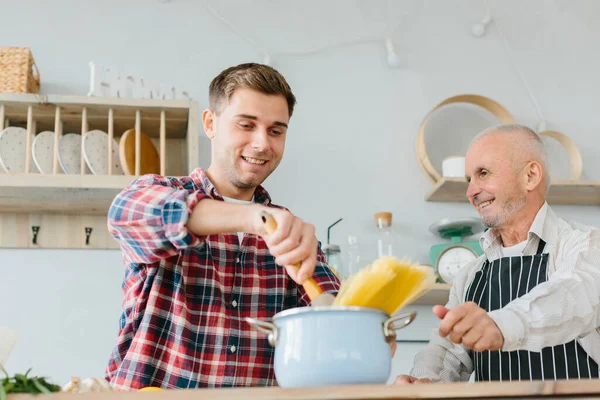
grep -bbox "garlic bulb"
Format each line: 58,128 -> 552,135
62,377 -> 114,393
62,377 -> 81,392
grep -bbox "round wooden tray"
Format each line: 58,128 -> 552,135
416,94 -> 516,183
538,130 -> 583,180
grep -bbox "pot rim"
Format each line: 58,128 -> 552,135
272,306 -> 390,321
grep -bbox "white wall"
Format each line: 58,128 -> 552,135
2,0 -> 600,386
1,250 -> 124,384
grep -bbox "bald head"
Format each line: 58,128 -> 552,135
470,124 -> 550,194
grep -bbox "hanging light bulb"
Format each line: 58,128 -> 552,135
471,15 -> 492,38
385,38 -> 401,68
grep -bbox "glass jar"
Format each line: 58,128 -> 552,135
322,244 -> 343,279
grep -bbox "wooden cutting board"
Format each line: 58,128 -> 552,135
119,128 -> 160,176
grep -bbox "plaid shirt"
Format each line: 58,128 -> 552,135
105,168 -> 340,390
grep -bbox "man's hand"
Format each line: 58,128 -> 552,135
254,206 -> 318,285
394,375 -> 432,385
434,302 -> 504,352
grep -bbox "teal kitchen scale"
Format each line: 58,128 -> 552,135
429,217 -> 485,284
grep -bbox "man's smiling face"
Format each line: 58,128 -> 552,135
211,87 -> 290,190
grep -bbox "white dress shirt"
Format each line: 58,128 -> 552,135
411,202 -> 600,381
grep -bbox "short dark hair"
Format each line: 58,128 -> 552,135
209,63 -> 297,118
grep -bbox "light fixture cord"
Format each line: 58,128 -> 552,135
486,0 -> 546,131
202,0 -> 401,61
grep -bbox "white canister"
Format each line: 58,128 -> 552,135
442,156 -> 466,178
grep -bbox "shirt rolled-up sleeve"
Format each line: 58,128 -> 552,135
108,174 -> 210,264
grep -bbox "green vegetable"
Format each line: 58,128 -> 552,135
0,365 -> 61,400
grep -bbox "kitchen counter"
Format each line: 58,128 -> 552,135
7,379 -> 600,400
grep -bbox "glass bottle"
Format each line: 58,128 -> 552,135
346,235 -> 362,277
322,244 -> 343,279
375,212 -> 396,258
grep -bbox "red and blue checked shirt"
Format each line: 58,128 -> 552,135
105,168 -> 340,390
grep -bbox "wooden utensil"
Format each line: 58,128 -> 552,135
119,128 -> 160,176
260,211 -> 335,306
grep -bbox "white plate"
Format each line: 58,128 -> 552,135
32,131 -> 63,174
0,127 -> 39,173
58,133 -> 91,175
82,129 -> 123,175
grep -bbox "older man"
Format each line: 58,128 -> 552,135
396,124 -> 600,383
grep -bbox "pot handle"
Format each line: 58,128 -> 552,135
245,317 -> 279,347
383,311 -> 417,342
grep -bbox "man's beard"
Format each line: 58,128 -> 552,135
225,157 -> 280,190
481,192 -> 526,228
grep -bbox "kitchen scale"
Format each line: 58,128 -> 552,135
429,217 -> 484,284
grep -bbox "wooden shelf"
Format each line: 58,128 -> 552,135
411,283 -> 450,306
0,93 -> 192,138
0,94 -> 198,214
0,94 -> 200,249
0,173 -> 135,214
426,178 -> 600,206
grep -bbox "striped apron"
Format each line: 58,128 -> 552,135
465,239 -> 600,381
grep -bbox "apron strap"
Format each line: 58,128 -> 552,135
536,238 -> 547,254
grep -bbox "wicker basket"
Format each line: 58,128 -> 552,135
0,47 -> 40,93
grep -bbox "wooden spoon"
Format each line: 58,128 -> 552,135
260,211 -> 335,306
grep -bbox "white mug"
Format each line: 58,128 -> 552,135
442,156 -> 466,178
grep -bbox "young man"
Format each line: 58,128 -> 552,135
105,63 -> 340,389
395,124 -> 600,383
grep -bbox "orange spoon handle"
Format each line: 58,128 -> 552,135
259,211 -> 324,301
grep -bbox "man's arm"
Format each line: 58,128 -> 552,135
108,174 -> 212,264
110,174 -> 331,283
108,174 -> 267,264
488,230 -> 600,352
396,259 -> 481,384
409,280 -> 474,382
186,196 -> 261,236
